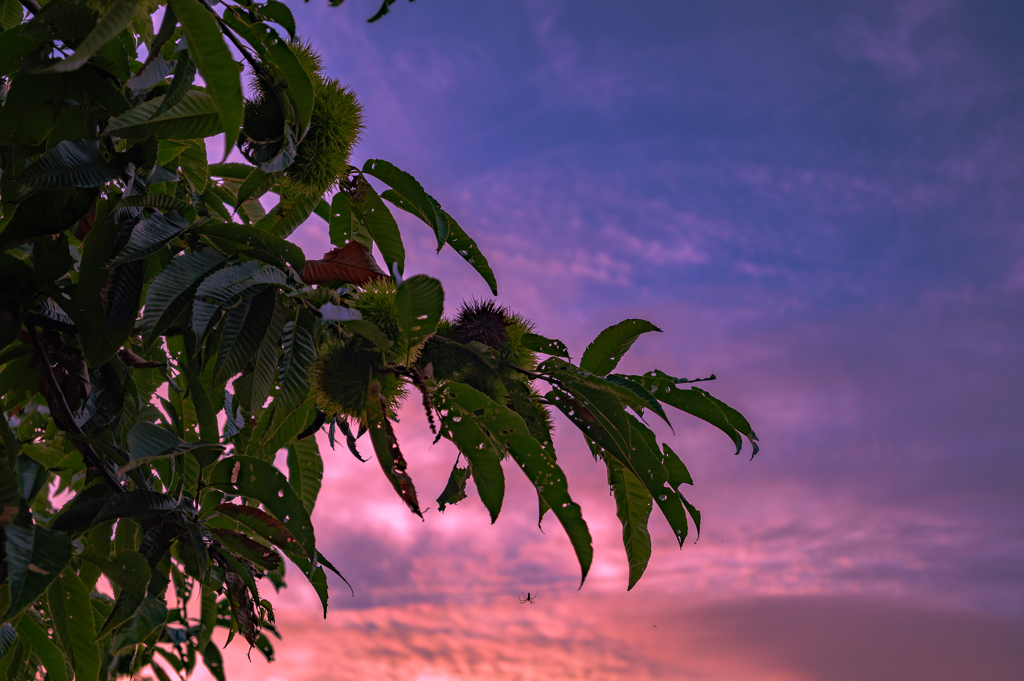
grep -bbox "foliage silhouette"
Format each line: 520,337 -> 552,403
0,0 -> 758,679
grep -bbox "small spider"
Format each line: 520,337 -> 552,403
518,592 -> 537,605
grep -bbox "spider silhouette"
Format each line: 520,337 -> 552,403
518,592 -> 537,605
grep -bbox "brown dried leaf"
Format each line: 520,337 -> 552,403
300,242 -> 388,287
211,528 -> 282,572
213,503 -> 304,558
224,570 -> 259,646
74,202 -> 97,240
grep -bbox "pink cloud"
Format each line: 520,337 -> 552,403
188,593 -> 1024,681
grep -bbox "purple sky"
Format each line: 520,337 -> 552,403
197,1 -> 1024,678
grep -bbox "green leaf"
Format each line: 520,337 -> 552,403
0,407 -> 20,462
234,167 -> 278,210
327,191 -> 372,249
126,54 -> 175,89
151,662 -> 174,681
679,490 -> 701,537
546,380 -> 632,464
109,596 -> 166,653
0,622 -> 16,660
351,177 -> 404,276
18,140 -> 121,189
626,418 -> 691,547
580,319 -> 661,376
434,390 -> 505,523
31,235 -> 74,284
251,23 -> 313,136
367,0 -> 399,22
342,319 -> 392,352
448,382 -> 593,584
435,464 -> 469,512
192,262 -> 288,339
192,222 -> 305,270
140,247 -> 225,347
67,200 -> 128,365
157,139 -> 189,166
286,437 -> 322,515
301,564 -> 330,618
78,547 -> 150,599
383,195 -> 496,295
14,615 -> 69,681
100,259 -> 144,334
168,0 -> 244,156
257,0 -> 296,40
179,335 -> 219,444
208,163 -> 256,180
196,587 -> 217,651
201,183 -> 235,221
245,396 -> 313,462
120,421 -> 223,475
151,50 -> 197,119
0,27 -> 34,77
661,442 -> 693,488
44,0 -> 138,74
630,371 -> 758,457
697,387 -> 758,456
604,374 -> 672,428
540,357 -> 660,439
108,211 -> 189,266
0,187 -> 96,251
201,641 -> 225,681
253,193 -> 319,239
277,320 -> 315,407
364,159 -> 448,250
205,456 -> 317,570
213,286 -> 277,383
521,333 -> 569,359
395,274 -> 443,363
0,0 -> 23,31
547,376 -> 689,547
115,193 -> 193,216
314,198 -> 330,221
179,138 -> 209,193
606,457 -> 653,590
503,379 -> 555,457
103,90 -> 221,139
365,385 -> 422,517
441,209 -> 498,295
16,456 -> 47,505
234,297 -> 287,413
93,490 -> 181,525
239,195 -> 267,223
4,524 -> 73,618
46,569 -> 101,681
91,25 -> 132,81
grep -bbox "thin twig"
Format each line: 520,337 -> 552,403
26,325 -> 123,493
214,13 -> 266,78
505,363 -> 547,381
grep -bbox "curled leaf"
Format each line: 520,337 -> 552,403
300,243 -> 388,287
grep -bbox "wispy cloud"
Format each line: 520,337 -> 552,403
190,593 -> 1024,681
230,1 -> 1024,676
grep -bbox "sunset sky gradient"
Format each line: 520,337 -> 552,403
197,1 -> 1024,678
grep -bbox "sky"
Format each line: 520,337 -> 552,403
196,1 -> 1024,679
